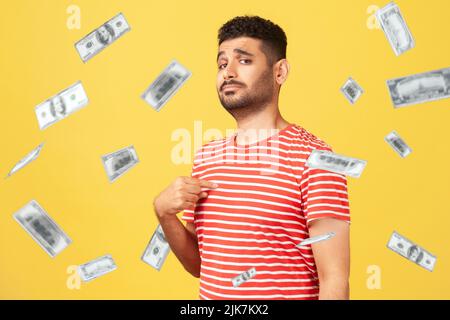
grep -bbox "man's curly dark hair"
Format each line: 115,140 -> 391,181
218,16 -> 287,66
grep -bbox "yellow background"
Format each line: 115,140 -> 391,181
1,0 -> 449,299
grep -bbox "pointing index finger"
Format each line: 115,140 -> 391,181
199,179 -> 219,189
186,177 -> 218,189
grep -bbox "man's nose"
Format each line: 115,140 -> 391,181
223,63 -> 237,80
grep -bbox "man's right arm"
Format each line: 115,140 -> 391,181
156,213 -> 201,277
153,176 -> 218,278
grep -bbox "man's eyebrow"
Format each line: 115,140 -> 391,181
233,48 -> 254,57
217,51 -> 225,62
216,48 -> 255,62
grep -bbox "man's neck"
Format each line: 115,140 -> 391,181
233,104 -> 290,146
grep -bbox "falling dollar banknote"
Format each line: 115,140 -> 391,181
141,60 -> 192,111
387,67 -> 450,108
13,200 -> 71,257
75,12 -> 130,62
6,143 -> 44,178
387,231 -> 436,272
306,149 -> 367,178
232,267 -> 257,287
298,232 -> 336,247
385,131 -> 412,158
35,81 -> 88,130
141,224 -> 170,271
376,2 -> 415,56
78,254 -> 117,282
101,145 -> 139,182
341,77 -> 364,104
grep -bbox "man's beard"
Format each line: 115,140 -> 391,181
218,69 -> 274,117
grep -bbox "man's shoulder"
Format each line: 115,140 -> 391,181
286,124 -> 333,152
192,136 -> 230,163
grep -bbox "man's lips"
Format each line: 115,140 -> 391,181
222,84 -> 242,92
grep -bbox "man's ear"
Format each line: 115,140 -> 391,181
274,59 -> 290,85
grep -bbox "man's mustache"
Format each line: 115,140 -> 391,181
220,80 -> 246,91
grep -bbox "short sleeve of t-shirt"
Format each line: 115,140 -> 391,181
300,144 -> 351,226
181,169 -> 200,223
180,188 -> 196,222
181,144 -> 207,223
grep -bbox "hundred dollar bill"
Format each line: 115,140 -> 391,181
13,200 -> 71,257
341,77 -> 364,104
376,2 -> 415,56
387,67 -> 450,108
306,149 -> 367,178
101,145 -> 139,182
141,60 -> 192,111
6,143 -> 44,178
298,232 -> 336,247
141,224 -> 170,271
387,231 -> 436,272
75,13 -> 130,62
78,254 -> 117,282
35,81 -> 88,130
232,267 -> 257,287
385,131 -> 412,158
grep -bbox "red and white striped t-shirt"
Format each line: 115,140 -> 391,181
182,123 -> 350,300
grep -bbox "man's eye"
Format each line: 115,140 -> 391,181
240,59 -> 251,64
218,63 -> 227,69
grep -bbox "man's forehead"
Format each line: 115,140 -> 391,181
218,37 -> 262,54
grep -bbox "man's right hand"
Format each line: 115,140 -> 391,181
153,176 -> 219,219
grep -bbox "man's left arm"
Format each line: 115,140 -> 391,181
308,218 -> 350,300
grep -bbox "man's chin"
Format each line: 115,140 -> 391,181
220,99 -> 247,110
